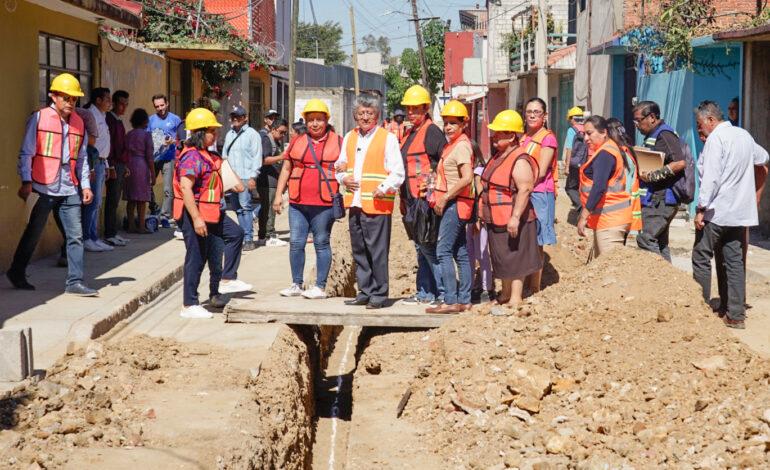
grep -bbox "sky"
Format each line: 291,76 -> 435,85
299,0 -> 482,60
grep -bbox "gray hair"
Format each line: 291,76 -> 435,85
353,95 -> 380,117
694,100 -> 725,122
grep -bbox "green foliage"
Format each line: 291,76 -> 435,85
297,21 -> 347,65
131,0 -> 265,91
383,19 -> 448,112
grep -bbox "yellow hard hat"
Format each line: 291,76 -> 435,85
487,110 -> 524,133
185,108 -> 222,131
401,85 -> 431,106
440,100 -> 469,119
49,73 -> 84,97
303,99 -> 330,118
567,106 -> 584,120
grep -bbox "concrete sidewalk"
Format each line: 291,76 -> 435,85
1,229 -> 186,382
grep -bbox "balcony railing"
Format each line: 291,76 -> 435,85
509,33 -> 576,73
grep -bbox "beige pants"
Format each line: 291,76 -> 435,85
592,224 -> 630,258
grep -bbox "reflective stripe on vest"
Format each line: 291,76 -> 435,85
400,119 -> 435,199
32,107 -> 84,186
578,141 -> 632,230
343,127 -> 394,215
172,147 -> 223,223
287,131 -> 341,203
622,145 -> 643,233
479,146 -> 538,226
433,133 -> 475,221
525,127 -> 559,195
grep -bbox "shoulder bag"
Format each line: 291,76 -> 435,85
306,135 -> 346,219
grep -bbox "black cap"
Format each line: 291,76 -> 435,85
229,105 -> 247,116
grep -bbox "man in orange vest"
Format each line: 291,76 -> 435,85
389,109 -> 407,142
8,74 -> 97,296
336,95 -> 405,309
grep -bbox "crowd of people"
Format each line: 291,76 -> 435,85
9,74 -> 768,329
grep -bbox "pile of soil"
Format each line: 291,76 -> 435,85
358,224 -> 770,469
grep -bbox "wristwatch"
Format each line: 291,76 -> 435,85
696,206 -> 706,214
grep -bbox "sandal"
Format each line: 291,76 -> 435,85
489,298 -> 511,305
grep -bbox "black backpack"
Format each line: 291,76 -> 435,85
569,126 -> 589,168
671,138 -> 696,204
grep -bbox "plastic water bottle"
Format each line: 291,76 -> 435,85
425,172 -> 436,200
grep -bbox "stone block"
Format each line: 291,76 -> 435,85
0,328 -> 34,382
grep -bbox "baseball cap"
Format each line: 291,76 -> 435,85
264,109 -> 279,118
230,105 -> 247,116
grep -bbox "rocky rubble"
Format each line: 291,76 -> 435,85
358,232 -> 770,469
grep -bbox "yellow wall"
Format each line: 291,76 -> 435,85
101,38 -> 168,233
0,2 -> 97,272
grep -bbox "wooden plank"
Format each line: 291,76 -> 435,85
225,310 -> 452,328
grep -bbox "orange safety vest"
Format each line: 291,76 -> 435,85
400,119 -> 435,199
388,121 -> 405,142
343,127 -> 395,215
621,145 -> 643,233
579,140 -> 632,230
524,127 -> 559,196
172,147 -> 223,224
32,107 -> 85,186
287,131 -> 341,204
432,133 -> 475,221
479,146 -> 538,226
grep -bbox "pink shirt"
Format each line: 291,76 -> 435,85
522,132 -> 558,193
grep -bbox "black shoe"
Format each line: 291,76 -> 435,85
7,271 -> 35,290
366,301 -> 385,309
470,289 -> 482,305
344,297 -> 369,306
64,282 -> 98,297
56,255 -> 68,268
242,241 -> 257,251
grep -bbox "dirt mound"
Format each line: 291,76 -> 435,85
358,233 -> 770,468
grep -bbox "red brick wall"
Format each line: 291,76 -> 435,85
251,0 -> 275,43
203,0 -> 274,43
623,0 -> 759,30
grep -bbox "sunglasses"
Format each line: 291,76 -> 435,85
55,94 -> 77,103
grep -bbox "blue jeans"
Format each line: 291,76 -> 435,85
11,192 -> 84,288
288,204 -> 334,288
82,159 -> 106,241
415,241 -> 444,301
228,179 -> 254,242
436,201 -> 472,305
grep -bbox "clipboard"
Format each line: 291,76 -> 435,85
24,192 -> 39,224
633,146 -> 666,173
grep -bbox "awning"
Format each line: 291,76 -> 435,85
713,23 -> 770,42
26,0 -> 141,29
146,43 -> 252,61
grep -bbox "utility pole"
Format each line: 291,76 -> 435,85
410,0 -> 429,88
350,6 -> 360,96
288,0 -> 299,124
536,0 -> 548,103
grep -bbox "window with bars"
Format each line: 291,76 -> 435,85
38,33 -> 93,108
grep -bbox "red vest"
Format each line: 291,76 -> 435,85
525,127 -> 559,195
400,119 -> 435,199
432,133 -> 475,221
287,131 -> 341,204
172,147 -> 223,224
479,146 -> 538,226
32,107 -> 85,186
579,140 -> 632,230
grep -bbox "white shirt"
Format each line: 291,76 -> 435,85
697,121 -> 769,226
89,105 -> 111,161
337,126 -> 405,208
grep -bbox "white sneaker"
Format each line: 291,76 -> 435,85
302,285 -> 327,299
180,305 -> 213,319
218,279 -> 253,294
115,234 -> 129,244
173,230 -> 184,240
266,237 -> 287,247
96,240 -> 115,251
105,236 -> 126,247
84,239 -> 104,252
280,284 -> 304,297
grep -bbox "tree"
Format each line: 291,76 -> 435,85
383,19 -> 448,112
359,34 -> 392,63
297,21 -> 346,65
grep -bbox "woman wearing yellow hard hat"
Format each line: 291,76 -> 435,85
425,100 -> 474,314
175,108 -> 246,319
478,110 -> 541,305
273,98 -> 342,299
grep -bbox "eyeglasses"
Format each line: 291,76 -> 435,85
525,110 -> 544,116
632,113 -> 650,125
356,111 -> 376,118
230,115 -> 245,121
55,94 -> 77,103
